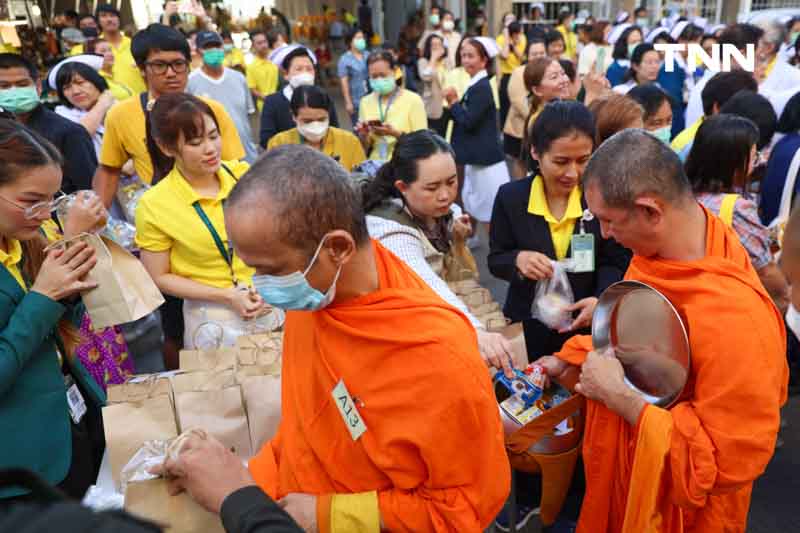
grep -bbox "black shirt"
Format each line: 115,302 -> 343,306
221,486 -> 302,533
24,105 -> 98,195
259,89 -> 340,148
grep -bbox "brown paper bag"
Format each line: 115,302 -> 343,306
470,301 -> 501,316
461,288 -> 494,308
106,376 -> 172,404
125,476 -> 225,533
179,347 -> 239,371
236,366 -> 282,453
448,279 -> 481,296
483,311 -> 509,331
50,233 -> 164,329
171,370 -> 253,458
235,332 -> 283,370
103,386 -> 178,489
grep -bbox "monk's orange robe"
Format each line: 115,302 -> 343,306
249,240 -> 510,532
558,208 -> 788,533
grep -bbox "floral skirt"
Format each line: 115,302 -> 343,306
75,314 -> 135,390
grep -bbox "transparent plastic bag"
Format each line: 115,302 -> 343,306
55,190 -> 108,234
531,260 -> 574,330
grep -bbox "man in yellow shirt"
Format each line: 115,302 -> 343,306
496,20 -> 526,127
222,30 -> 247,74
94,4 -> 146,94
246,30 -> 279,113
93,23 -> 245,207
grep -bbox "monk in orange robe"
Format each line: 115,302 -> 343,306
538,130 -> 788,533
224,146 -> 510,532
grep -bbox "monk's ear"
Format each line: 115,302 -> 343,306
324,229 -> 357,266
633,195 -> 664,224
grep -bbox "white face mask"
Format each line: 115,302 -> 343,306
442,20 -> 455,32
297,119 -> 329,143
289,72 -> 315,88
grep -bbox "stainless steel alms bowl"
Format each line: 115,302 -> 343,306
592,281 -> 691,408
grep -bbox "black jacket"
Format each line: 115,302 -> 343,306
259,89 -> 339,148
25,105 -> 97,195
488,176 -> 631,357
449,77 -> 504,166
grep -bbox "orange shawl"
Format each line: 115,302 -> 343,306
249,240 -> 510,532
558,209 -> 788,532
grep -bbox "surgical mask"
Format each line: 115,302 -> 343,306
252,236 -> 341,311
787,304 -> 800,339
651,126 -> 672,145
628,43 -> 640,58
442,20 -> 455,32
636,18 -> 649,28
353,37 -> 366,51
289,72 -> 315,88
203,48 -> 225,67
0,86 -> 39,114
370,76 -> 396,95
429,14 -> 440,26
297,119 -> 329,143
223,43 -> 233,53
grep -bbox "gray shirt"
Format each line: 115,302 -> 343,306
187,68 -> 259,163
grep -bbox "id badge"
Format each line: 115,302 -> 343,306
64,375 -> 87,424
332,379 -> 367,441
571,233 -> 595,273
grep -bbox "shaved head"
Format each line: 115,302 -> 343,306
226,145 -> 369,256
582,129 -> 693,209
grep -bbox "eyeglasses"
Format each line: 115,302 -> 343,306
145,60 -> 190,75
0,192 -> 67,219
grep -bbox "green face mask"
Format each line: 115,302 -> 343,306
651,126 -> 671,145
370,76 -> 396,95
354,37 -> 367,51
791,32 -> 800,45
429,14 -> 440,26
628,43 -> 640,58
0,86 -> 39,114
203,48 -> 225,67
223,43 -> 234,53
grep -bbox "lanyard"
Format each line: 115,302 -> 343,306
377,89 -> 399,123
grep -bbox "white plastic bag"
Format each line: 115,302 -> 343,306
532,260 -> 574,330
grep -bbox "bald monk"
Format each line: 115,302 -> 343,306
210,145 -> 506,532
538,130 -> 788,533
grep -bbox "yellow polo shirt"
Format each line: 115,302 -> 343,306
101,95 -> 245,184
0,237 -> 24,289
99,70 -> 133,101
527,176 -> 583,260
134,160 -> 254,289
70,34 -> 146,93
246,56 -> 279,112
496,33 -> 527,75
358,89 -> 428,160
670,117 -> 704,153
267,126 -> 367,171
224,48 -> 247,71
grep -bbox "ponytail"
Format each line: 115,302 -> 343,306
362,158 -> 403,213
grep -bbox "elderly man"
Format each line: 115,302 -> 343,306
162,145 -> 510,532
539,130 -> 787,532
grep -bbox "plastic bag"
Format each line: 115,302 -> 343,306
55,190 -> 108,234
532,260 -> 574,330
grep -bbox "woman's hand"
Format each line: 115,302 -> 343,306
227,287 -> 266,320
451,214 -> 473,241
31,241 -> 98,301
97,90 -> 116,112
515,251 -> 554,280
371,123 -> 402,138
443,87 -> 459,105
559,296 -> 597,333
63,191 -> 108,238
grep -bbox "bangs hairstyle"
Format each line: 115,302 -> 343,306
149,93 -> 220,152
55,62 -> 109,108
290,85 -> 332,115
367,50 -> 396,70
131,23 -> 191,67
422,33 -> 445,61
627,83 -> 672,123
282,47 -> 316,71
526,101 -> 596,174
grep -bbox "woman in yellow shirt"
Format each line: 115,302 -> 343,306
496,20 -> 527,128
268,85 -> 366,172
135,93 -> 281,349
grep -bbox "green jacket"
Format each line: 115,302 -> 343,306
0,265 -> 106,498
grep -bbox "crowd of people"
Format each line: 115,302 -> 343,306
0,2 -> 799,533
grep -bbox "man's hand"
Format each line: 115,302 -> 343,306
533,355 -> 570,382
576,349 -> 646,425
153,433 -> 255,514
279,493 -> 318,532
477,330 -> 515,377
559,297 -> 597,333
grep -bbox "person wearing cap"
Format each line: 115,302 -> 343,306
444,37 -> 508,231
0,53 -> 97,195
92,4 -> 146,94
260,44 -> 339,149
246,29 -> 279,114
187,31 -> 258,163
67,14 -> 98,56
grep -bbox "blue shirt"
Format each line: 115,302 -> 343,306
606,60 -> 628,88
760,133 -> 800,225
337,51 -> 369,106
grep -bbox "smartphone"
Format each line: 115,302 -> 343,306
367,120 -> 384,127
595,47 -> 607,74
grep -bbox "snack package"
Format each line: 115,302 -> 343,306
532,260 -> 574,330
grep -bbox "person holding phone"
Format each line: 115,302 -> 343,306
577,20 -> 612,78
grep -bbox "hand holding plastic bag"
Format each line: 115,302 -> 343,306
57,190 -> 108,236
532,260 -> 575,330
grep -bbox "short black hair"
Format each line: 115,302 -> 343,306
584,129 -> 691,208
528,101 -> 596,171
700,71 -> 758,117
267,29 -> 286,48
0,53 -> 38,80
678,23 -> 704,42
289,85 -> 331,115
508,21 -> 522,35
559,58 -> 576,82
250,29 -> 266,40
367,50 -> 395,70
686,114 -> 759,193
131,23 -> 191,67
221,30 -> 232,40
545,29 -> 566,48
624,42 -> 657,83
345,27 -> 363,48
95,3 -> 120,18
628,83 -> 672,123
55,62 -> 109,108
282,47 -> 316,71
777,91 -> 800,134
63,9 -> 79,19
719,91 -> 777,150
227,145 -> 370,255
612,25 -> 643,60
78,13 -> 96,24
717,23 -> 763,50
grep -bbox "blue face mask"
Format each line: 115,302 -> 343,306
251,236 -> 341,311
0,86 -> 40,114
369,77 -> 396,95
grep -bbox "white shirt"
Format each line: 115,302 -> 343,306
54,104 -> 103,157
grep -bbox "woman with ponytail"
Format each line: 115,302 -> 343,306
363,130 -> 516,374
0,119 -> 107,500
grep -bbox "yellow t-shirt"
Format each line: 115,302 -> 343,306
134,160 -> 254,289
496,33 -> 527,75
107,34 -> 147,95
101,95 -> 246,184
267,126 -> 367,172
556,25 -> 578,60
246,56 -> 279,112
671,117 -> 704,153
69,43 -> 84,56
358,89 -> 428,160
99,70 -> 133,101
527,176 -> 584,260
0,237 -> 24,289
224,48 -> 247,71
